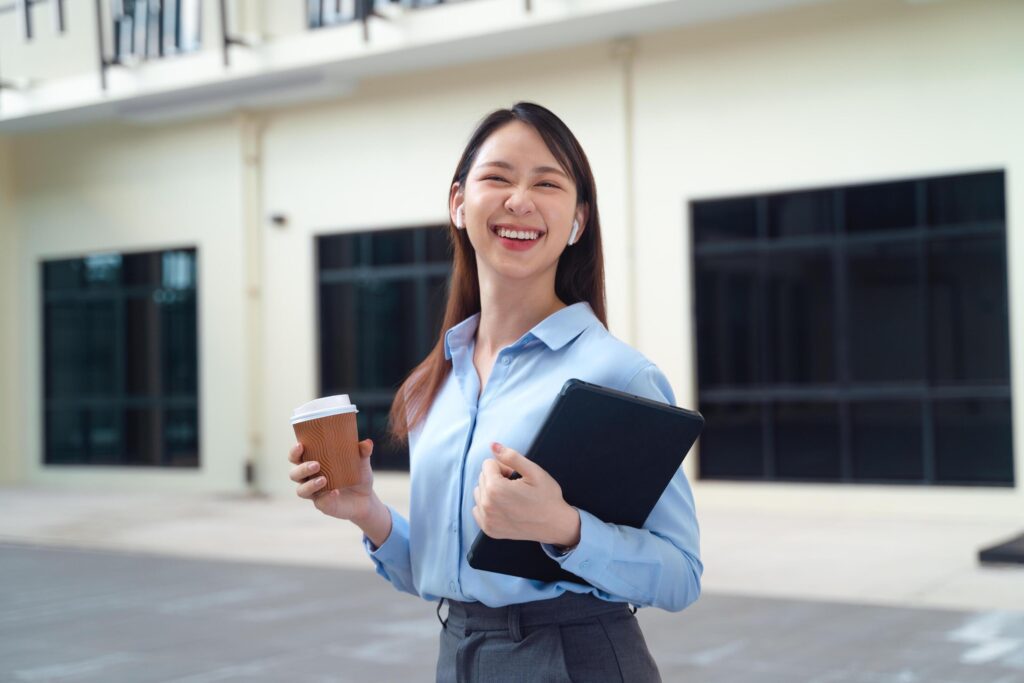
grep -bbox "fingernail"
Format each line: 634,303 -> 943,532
307,462 -> 318,472
317,477 -> 326,484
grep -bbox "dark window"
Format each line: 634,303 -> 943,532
774,402 -> 841,480
42,249 -> 199,467
696,403 -> 764,479
847,241 -> 924,383
765,250 -> 835,384
113,0 -> 202,62
308,0 -> 464,29
928,236 -> 1010,385
933,399 -> 1013,485
692,171 -> 1012,486
846,180 -> 917,233
318,226 -> 452,471
692,198 -> 758,244
850,401 -> 923,482
767,190 -> 833,239
694,255 -> 761,388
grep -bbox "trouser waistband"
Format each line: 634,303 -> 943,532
437,592 -> 634,642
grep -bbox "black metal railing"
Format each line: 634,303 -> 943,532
109,0 -> 203,63
307,0 -> 531,41
0,0 -> 67,103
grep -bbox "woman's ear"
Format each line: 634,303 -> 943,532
573,205 -> 590,243
450,182 -> 464,229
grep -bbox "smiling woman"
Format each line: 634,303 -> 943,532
288,102 -> 701,683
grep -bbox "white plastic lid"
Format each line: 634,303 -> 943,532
290,394 -> 359,424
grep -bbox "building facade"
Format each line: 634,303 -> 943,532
1,0 -> 1021,518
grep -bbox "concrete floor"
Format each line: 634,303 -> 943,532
3,543 -> 1024,683
1,481 -> 1022,681
1,479 -> 1020,611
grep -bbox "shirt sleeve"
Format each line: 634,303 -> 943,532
362,506 -> 419,597
540,363 -> 703,612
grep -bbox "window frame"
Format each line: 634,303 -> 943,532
691,171 -> 1013,486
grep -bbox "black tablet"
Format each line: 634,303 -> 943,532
466,378 -> 704,586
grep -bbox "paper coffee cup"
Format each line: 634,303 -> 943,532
291,395 -> 361,491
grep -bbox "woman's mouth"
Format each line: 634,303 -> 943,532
490,224 -> 544,251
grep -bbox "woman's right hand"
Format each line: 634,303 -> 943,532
288,439 -> 377,523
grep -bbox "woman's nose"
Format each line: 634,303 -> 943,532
504,187 -> 536,215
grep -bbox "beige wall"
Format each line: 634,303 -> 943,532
3,0 -> 1022,513
0,136 -> 19,484
0,0 -> 229,84
258,40 -> 632,495
631,0 -> 1024,506
11,117 -> 248,492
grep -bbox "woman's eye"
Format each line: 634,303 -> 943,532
484,175 -> 507,182
537,182 -> 559,188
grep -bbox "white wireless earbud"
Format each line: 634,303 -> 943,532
455,206 -> 464,229
568,219 -> 580,245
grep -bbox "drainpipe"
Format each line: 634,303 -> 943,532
611,38 -> 638,346
238,111 -> 266,495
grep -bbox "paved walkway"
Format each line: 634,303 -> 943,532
3,543 -> 1024,683
1,478 -> 1020,611
2,480 -> 1023,682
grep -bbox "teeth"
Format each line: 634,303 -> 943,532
496,227 -> 540,240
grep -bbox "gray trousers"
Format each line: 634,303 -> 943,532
435,592 -> 662,682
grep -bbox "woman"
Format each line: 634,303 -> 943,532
288,102 -> 701,682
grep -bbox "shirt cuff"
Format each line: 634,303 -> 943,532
540,508 -> 613,576
361,506 -> 409,563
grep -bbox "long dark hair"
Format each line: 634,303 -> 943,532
387,102 -> 607,445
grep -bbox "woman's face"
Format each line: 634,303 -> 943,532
451,121 -> 587,284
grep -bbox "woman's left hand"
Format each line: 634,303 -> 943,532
472,442 -> 581,547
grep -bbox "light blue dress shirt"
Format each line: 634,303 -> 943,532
363,301 -> 702,612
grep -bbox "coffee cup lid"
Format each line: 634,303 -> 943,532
291,394 -> 359,424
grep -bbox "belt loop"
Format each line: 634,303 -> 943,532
508,603 -> 523,643
437,598 -> 448,629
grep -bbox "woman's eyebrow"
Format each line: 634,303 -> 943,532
477,160 -> 568,179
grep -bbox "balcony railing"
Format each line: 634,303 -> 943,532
111,0 -> 203,63
308,0 -> 462,30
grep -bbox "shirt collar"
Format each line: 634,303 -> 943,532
443,301 -> 599,360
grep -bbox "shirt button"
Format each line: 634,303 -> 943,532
450,523 -> 458,533
580,560 -> 591,569
502,356 -> 511,366
449,581 -> 457,592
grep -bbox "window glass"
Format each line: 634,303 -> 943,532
692,171 -> 1009,486
45,301 -> 117,398
165,408 -> 200,467
767,190 -> 833,238
319,233 -> 363,270
927,172 -> 1005,227
847,241 -> 924,382
372,228 -> 417,266
850,401 -> 923,482
929,236 -> 1010,385
426,228 -> 453,263
42,248 -> 199,468
774,402 -> 841,480
765,250 -> 835,384
694,255 -> 761,388
319,226 -> 453,471
43,260 -> 82,291
692,198 -> 758,243
934,400 -> 1013,485
846,180 -> 917,233
696,403 -> 763,478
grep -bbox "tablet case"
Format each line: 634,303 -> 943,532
466,378 -> 704,586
